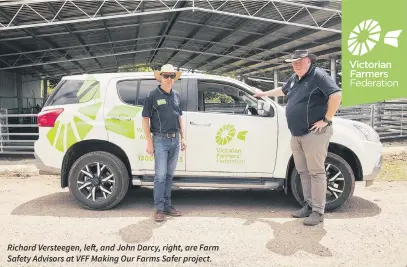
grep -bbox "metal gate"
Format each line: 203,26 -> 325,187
0,109 -> 38,155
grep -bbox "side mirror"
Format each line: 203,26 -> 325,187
257,100 -> 274,117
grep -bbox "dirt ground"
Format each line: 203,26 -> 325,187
379,140 -> 407,181
0,140 -> 407,267
1,174 -> 407,267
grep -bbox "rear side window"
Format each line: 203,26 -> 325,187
116,79 -> 182,107
138,80 -> 161,106
117,80 -> 138,105
45,79 -> 100,106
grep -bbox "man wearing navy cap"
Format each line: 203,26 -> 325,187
254,50 -> 342,226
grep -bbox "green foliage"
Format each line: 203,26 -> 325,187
204,92 -> 234,103
118,64 -> 153,72
40,80 -> 57,97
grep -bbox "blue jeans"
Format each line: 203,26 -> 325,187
153,135 -> 180,211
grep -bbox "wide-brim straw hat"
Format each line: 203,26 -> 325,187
154,64 -> 182,81
285,49 -> 317,63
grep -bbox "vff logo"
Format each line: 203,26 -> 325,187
348,19 -> 402,56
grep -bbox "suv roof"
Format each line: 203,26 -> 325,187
62,72 -> 247,85
61,72 -> 258,97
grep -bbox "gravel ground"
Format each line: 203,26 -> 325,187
0,142 -> 406,267
1,173 -> 407,267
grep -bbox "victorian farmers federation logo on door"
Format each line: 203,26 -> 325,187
215,124 -> 247,145
215,124 -> 247,165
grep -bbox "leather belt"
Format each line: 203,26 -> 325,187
152,132 -> 178,138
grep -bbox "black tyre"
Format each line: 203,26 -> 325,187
290,152 -> 355,211
68,151 -> 129,210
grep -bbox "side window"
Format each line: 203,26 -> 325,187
197,80 -> 256,114
116,78 -> 183,107
138,79 -> 183,107
45,79 -> 100,106
138,80 -> 160,106
117,80 -> 138,105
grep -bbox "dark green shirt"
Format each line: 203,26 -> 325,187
282,66 -> 341,136
142,85 -> 183,134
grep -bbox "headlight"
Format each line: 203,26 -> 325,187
353,123 -> 380,142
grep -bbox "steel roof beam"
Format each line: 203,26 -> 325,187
148,1 -> 188,67
0,36 -> 284,72
0,46 -> 278,71
0,1 -> 341,33
0,8 -> 78,74
0,42 -> 55,75
23,55 -> 250,79
213,32 -> 341,75
100,5 -> 118,70
199,1 -> 336,71
0,20 -> 168,42
45,2 -> 103,70
164,2 -> 233,67
164,13 -> 215,66
235,47 -> 342,76
132,1 -> 145,67
177,14 -> 255,68
0,35 -> 276,69
0,18 -> 264,42
228,34 -> 341,75
179,1 -> 339,69
208,29 -> 340,73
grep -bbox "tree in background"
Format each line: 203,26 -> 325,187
118,63 -> 153,72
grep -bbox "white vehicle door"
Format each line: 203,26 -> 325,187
185,79 -> 278,174
104,77 -> 186,173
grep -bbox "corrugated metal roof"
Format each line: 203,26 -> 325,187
0,0 -> 342,79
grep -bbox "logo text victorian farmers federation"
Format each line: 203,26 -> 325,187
215,124 -> 247,165
347,19 -> 402,88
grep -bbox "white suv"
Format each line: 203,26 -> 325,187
34,72 -> 383,211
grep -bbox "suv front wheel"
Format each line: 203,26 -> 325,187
290,152 -> 356,212
68,151 -> 129,210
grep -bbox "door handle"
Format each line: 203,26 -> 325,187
190,121 -> 211,126
106,116 -> 132,121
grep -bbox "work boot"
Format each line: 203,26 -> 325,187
303,211 -> 324,226
291,203 -> 312,218
163,206 -> 182,217
153,210 -> 165,222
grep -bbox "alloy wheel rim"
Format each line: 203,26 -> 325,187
76,162 -> 115,202
325,163 -> 346,203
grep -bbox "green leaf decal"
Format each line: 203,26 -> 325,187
74,116 -> 93,140
66,122 -> 78,150
237,131 -> 248,141
78,102 -> 101,120
55,124 -> 65,152
76,76 -> 100,103
46,110 -> 95,152
105,105 -> 142,139
47,120 -> 59,145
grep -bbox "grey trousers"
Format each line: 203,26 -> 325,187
290,125 -> 333,214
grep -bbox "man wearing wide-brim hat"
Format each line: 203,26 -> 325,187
142,64 -> 186,222
254,49 -> 342,226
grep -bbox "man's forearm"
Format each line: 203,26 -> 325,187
142,118 -> 152,142
179,116 -> 185,140
263,87 -> 285,97
325,92 -> 342,120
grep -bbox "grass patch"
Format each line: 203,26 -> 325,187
377,151 -> 407,181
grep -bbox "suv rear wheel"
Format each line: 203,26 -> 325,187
290,152 -> 356,211
68,151 -> 129,210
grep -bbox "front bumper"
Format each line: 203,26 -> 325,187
363,152 -> 382,187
